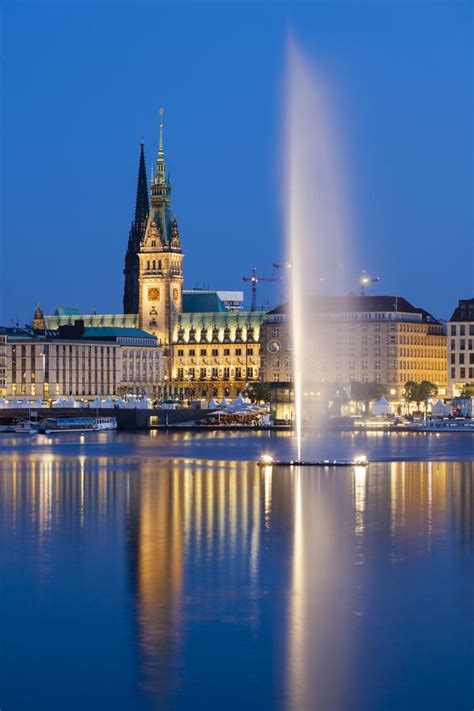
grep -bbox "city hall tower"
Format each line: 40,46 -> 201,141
123,110 -> 184,349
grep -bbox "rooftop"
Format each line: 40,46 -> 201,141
267,295 -> 441,324
183,292 -> 227,314
449,298 -> 474,323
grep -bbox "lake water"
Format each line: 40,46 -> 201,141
0,431 -> 473,710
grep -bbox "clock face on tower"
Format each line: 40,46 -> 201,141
267,340 -> 281,353
148,288 -> 160,301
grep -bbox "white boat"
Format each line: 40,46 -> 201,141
13,420 -> 38,434
407,419 -> 474,433
38,416 -> 117,434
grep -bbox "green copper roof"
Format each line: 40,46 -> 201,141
83,327 -> 156,340
54,306 -> 81,317
183,293 -> 226,313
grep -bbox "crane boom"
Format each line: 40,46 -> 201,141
242,266 -> 282,311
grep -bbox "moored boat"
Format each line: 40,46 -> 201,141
13,420 -> 38,434
407,419 -> 474,433
38,416 -> 117,434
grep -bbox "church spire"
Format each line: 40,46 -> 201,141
135,140 -> 149,226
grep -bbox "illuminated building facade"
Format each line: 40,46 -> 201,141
171,294 -> 263,399
1,318 -> 162,399
122,116 -> 262,398
448,298 -> 474,396
260,295 -> 447,400
0,334 -> 6,396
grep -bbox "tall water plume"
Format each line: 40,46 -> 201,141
284,36 -> 352,461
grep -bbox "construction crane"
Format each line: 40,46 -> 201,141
359,271 -> 380,296
242,266 -> 282,312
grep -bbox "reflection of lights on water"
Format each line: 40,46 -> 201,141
353,465 -> 367,536
354,454 -> 368,465
259,454 -> 274,465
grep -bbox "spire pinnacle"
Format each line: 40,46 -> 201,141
133,141 -> 149,235
156,107 -> 166,184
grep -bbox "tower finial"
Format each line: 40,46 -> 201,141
159,107 -> 165,155
156,107 -> 166,184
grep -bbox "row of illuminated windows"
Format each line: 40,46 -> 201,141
450,324 -> 474,336
176,347 -> 255,357
175,367 -> 257,381
450,353 -> 474,365
450,367 -> 474,380
450,339 -> 474,351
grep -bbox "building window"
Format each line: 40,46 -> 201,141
189,349 -> 195,357
459,354 -> 465,365
235,348 -> 242,356
247,367 -> 254,379
177,348 -> 184,357
212,368 -> 218,379
450,324 -> 457,336
235,367 -> 242,380
247,348 -> 253,355
200,368 -> 206,380
223,367 -> 230,380
223,348 -> 230,356
470,325 -> 474,336
460,367 -> 465,379
177,368 -> 184,379
460,339 -> 466,350
451,353 -> 455,364
200,349 -> 207,356
460,325 -> 465,336
212,348 -> 218,357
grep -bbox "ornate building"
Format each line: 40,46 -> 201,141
260,295 -> 447,409
122,114 -> 262,399
124,112 -> 183,355
448,298 -> 474,396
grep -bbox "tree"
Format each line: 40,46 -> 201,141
403,380 -> 438,413
350,381 -> 387,412
116,385 -> 134,397
403,381 -> 419,411
245,382 -> 271,403
461,382 -> 474,397
418,380 -> 438,413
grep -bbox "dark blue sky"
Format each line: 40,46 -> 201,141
1,1 -> 472,324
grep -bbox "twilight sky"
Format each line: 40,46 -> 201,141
1,1 -> 472,324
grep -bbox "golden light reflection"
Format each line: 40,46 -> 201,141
353,465 -> 367,537
0,450 -> 472,708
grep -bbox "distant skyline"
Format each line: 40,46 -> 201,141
1,2 -> 472,324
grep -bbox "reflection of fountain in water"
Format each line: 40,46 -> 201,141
284,35 -> 352,460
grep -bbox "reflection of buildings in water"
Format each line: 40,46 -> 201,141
286,468 -> 354,711
448,461 -> 474,545
127,461 -> 276,700
0,455 -> 127,544
127,464 -> 188,696
387,461 -> 467,551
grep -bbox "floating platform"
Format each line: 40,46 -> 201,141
257,456 -> 369,467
